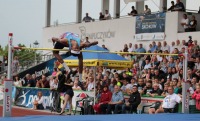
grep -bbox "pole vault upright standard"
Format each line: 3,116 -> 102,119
3,33 -> 13,117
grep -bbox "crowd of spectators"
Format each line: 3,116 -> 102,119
0,36 -> 199,113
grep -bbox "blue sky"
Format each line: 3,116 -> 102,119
0,0 -> 199,48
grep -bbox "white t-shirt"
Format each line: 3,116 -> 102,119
87,82 -> 94,91
13,81 -> 21,87
162,93 -> 181,108
128,47 -> 134,52
181,18 -> 189,29
104,13 -> 111,20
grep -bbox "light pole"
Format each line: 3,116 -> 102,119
33,40 -> 39,65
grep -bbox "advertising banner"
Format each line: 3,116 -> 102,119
135,13 -> 166,41
14,87 -> 94,110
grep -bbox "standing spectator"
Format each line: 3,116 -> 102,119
12,56 -> 19,75
102,44 -> 108,50
181,14 -> 189,32
85,37 -> 90,44
144,5 -> 151,15
151,41 -> 157,53
133,44 -> 138,52
128,6 -> 138,16
192,85 -> 200,110
82,13 -> 93,22
99,12 -> 105,20
168,1 -> 175,11
4,56 -> 8,71
137,44 -> 146,53
121,85 -> 141,113
33,91 -> 44,110
188,15 -> 197,32
157,42 -> 162,51
128,43 -> 133,52
170,41 -> 176,53
193,40 -> 200,51
93,85 -> 112,114
104,10 -> 111,20
123,44 -> 128,52
174,0 -> 185,12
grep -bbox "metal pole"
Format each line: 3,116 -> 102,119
182,46 -> 189,114
3,33 -> 13,117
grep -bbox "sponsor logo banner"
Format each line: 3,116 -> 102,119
134,33 -> 165,41
135,13 -> 166,41
14,87 -> 94,110
136,13 -> 166,33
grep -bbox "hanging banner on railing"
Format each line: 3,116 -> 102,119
135,13 -> 166,41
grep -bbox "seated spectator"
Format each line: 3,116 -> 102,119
13,75 -> 22,87
144,59 -> 152,70
141,81 -> 152,95
156,86 -> 181,113
147,83 -> 163,97
86,76 -> 95,91
104,10 -> 111,20
82,13 -> 93,22
174,0 -> 185,12
121,85 -> 141,113
192,85 -> 200,110
22,74 -> 35,87
168,1 -> 175,11
187,15 -> 197,32
36,75 -> 50,88
168,57 -> 176,68
72,79 -> 82,90
161,83 -> 169,97
121,78 -> 132,93
109,78 -> 117,93
137,78 -> 146,93
93,85 -> 112,114
180,14 -> 189,32
144,5 -> 151,15
194,57 -> 200,71
128,6 -> 138,16
33,91 -> 44,110
99,12 -> 105,20
100,85 -> 124,114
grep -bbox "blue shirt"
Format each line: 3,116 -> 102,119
137,47 -> 146,53
151,45 -> 157,53
63,32 -> 81,49
111,91 -> 124,102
